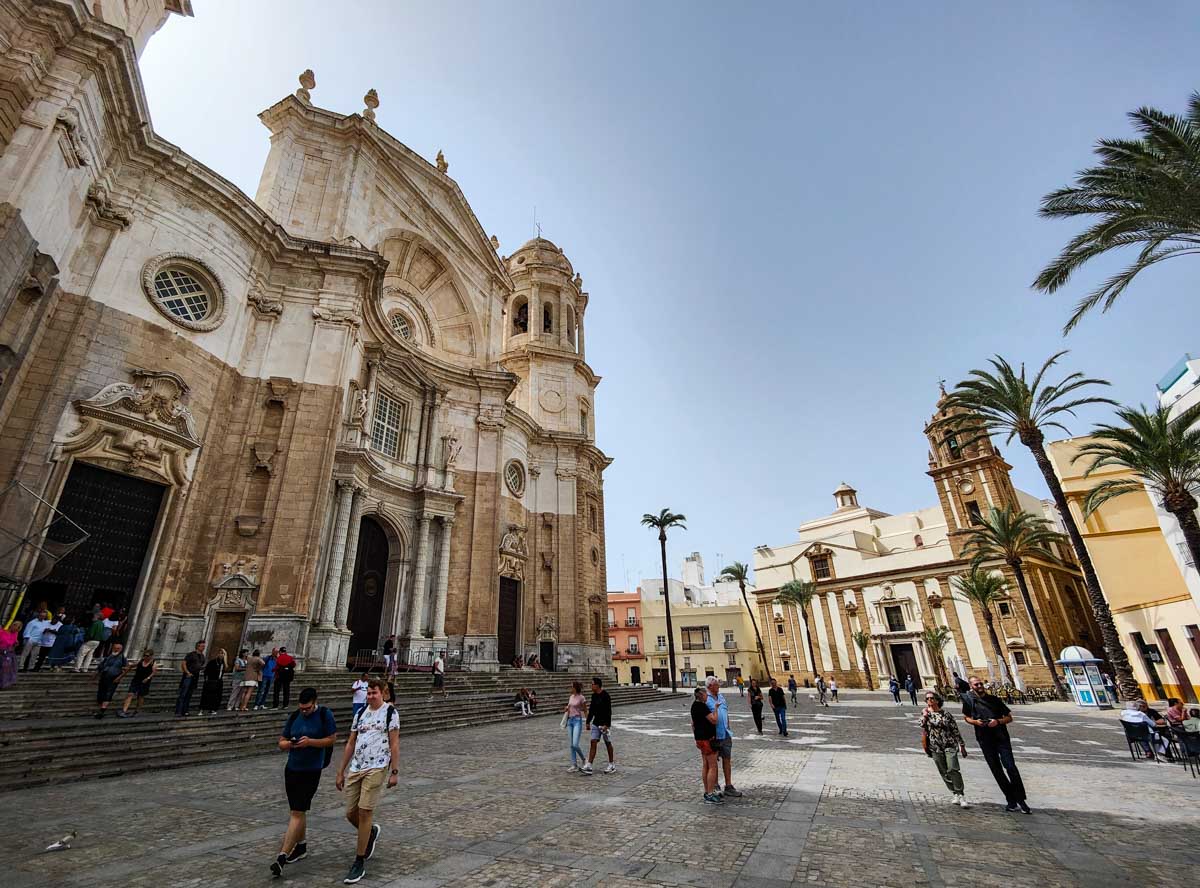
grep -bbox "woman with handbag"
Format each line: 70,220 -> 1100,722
563,680 -> 588,772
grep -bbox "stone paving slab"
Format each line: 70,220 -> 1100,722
0,693 -> 1195,886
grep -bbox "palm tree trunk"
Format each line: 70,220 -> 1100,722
739,580 -> 771,682
659,533 -> 677,693
1027,438 -> 1141,700
1168,504 -> 1200,578
981,609 -> 1008,682
861,654 -> 874,691
1009,560 -> 1067,700
801,606 -> 818,682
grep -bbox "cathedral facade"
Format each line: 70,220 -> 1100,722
0,0 -> 611,672
752,390 -> 1101,690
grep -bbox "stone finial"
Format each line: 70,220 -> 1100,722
489,234 -> 500,251
573,272 -> 583,289
296,69 -> 316,103
436,149 -> 448,173
362,89 -> 379,122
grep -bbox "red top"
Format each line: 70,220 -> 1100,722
99,607 -> 114,619
275,652 -> 296,668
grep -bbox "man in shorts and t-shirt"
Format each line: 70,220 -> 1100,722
271,687 -> 337,878
350,672 -> 369,721
336,679 -> 398,884
428,651 -> 446,700
690,687 -> 721,804
706,675 -> 743,798
584,675 -> 616,774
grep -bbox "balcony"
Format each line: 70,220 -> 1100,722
606,621 -> 617,629
626,647 -> 641,656
723,640 -> 737,649
681,643 -> 711,651
624,618 -> 641,628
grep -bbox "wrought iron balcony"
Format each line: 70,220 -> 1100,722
625,618 -> 641,628
723,640 -> 737,649
681,643 -> 711,651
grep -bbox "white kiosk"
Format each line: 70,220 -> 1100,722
1055,645 -> 1112,709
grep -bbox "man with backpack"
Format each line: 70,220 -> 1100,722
335,678 -> 398,884
271,687 -> 338,878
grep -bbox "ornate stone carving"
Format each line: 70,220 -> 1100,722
296,69 -> 316,103
536,614 -> 558,641
55,109 -> 89,168
251,441 -> 277,473
498,524 -> 528,580
19,251 -> 58,302
312,306 -> 361,328
351,389 -> 371,427
436,149 -> 448,173
76,369 -> 199,447
362,88 -> 379,123
85,176 -> 131,230
477,404 -> 506,430
247,287 -> 284,317
490,234 -> 500,251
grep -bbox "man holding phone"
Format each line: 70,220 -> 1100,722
271,687 -> 337,877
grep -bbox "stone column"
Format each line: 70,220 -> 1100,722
317,480 -> 356,626
406,512 -> 433,639
335,487 -> 367,629
431,516 -> 454,640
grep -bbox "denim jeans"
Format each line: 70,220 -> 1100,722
774,707 -> 788,734
175,674 -> 197,715
255,677 -> 273,707
567,716 -> 585,765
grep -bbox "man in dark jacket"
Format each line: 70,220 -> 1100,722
584,675 -> 615,774
961,675 -> 1031,813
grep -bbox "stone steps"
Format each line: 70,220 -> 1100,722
0,684 -> 669,787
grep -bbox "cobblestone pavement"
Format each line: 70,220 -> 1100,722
1,692 -> 1196,887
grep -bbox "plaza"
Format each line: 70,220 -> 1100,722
1,693 -> 1195,887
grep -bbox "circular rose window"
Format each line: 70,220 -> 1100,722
504,459 -> 526,496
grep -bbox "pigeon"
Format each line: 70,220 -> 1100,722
45,831 -> 75,852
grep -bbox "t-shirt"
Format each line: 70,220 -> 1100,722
263,656 -> 276,679
38,621 -> 62,647
567,693 -> 586,718
748,685 -> 764,705
348,703 -> 397,774
691,700 -> 716,741
98,653 -> 127,679
589,690 -> 612,727
351,680 -> 369,706
706,691 -> 731,740
961,692 -> 1013,741
768,687 -> 786,710
245,656 -> 265,682
433,657 -> 445,675
183,650 -> 206,677
85,620 -> 106,643
383,639 -> 394,654
283,706 -> 337,771
1182,717 -> 1200,733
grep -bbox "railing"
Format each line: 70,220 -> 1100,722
625,618 -> 641,628
626,647 -> 640,655
656,644 -> 667,651
681,643 -> 711,651
723,640 -> 737,649
606,621 -> 617,629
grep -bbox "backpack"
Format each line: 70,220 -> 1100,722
284,706 -> 336,769
351,703 -> 396,734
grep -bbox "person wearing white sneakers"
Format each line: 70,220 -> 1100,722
583,675 -> 616,774
564,680 -> 588,772
920,691 -> 970,808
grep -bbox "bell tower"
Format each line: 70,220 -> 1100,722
924,385 -> 1019,558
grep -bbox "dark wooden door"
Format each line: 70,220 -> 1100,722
630,666 -> 642,683
890,643 -> 919,685
652,668 -> 670,686
211,611 -> 246,666
1156,628 -> 1197,703
539,639 -> 556,672
348,517 -> 388,658
28,462 -> 164,617
497,577 -> 519,665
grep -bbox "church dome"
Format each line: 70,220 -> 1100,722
508,236 -> 574,275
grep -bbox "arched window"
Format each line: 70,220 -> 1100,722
389,311 -> 414,340
543,302 -> 553,334
565,304 -> 577,349
512,297 -> 528,334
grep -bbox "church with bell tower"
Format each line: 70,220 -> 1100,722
750,387 -> 1101,692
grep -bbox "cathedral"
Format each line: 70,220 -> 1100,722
0,0 -> 611,672
752,389 -> 1101,690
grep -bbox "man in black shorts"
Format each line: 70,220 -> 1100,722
428,650 -> 447,700
272,687 -> 338,877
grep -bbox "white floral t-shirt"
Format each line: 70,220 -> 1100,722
349,703 -> 397,774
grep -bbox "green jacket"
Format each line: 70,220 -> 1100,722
86,620 -> 106,643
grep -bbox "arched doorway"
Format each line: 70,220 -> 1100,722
347,516 -> 389,658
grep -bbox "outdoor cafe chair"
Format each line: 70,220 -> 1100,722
1171,726 -> 1199,778
1120,720 -> 1159,762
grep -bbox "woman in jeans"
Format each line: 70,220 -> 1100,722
920,691 -> 970,808
564,680 -> 588,771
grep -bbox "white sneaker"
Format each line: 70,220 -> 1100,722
567,765 -> 579,772
581,763 -> 593,774
603,763 -> 616,774
957,795 -> 970,809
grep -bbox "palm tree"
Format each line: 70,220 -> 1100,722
777,579 -> 818,680
960,506 -> 1068,700
939,352 -> 1141,700
1033,93 -> 1200,333
717,561 -> 770,682
1077,402 -> 1200,574
952,568 -> 1011,684
641,509 -> 686,692
920,625 -> 953,692
851,629 -> 874,690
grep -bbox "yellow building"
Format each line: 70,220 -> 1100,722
1048,437 -> 1200,702
640,596 -> 765,687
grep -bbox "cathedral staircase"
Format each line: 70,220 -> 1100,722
0,670 -> 673,788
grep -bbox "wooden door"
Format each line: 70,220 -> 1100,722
497,577 -> 519,665
890,643 -> 919,686
211,611 -> 246,666
630,666 -> 641,683
1156,628 -> 1197,703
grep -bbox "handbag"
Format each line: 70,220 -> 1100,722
560,712 -> 568,729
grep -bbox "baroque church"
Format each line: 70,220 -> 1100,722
0,0 -> 612,672
752,389 -> 1101,690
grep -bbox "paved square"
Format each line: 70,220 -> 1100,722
1,693 -> 1195,887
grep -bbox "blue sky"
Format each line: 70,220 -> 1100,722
142,1 -> 1200,590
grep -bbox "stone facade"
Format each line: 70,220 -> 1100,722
752,390 -> 1100,690
0,0 -> 610,673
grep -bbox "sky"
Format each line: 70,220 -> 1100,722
141,1 -> 1200,592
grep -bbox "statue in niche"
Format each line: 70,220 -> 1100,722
442,430 -> 461,470
353,390 -> 371,425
